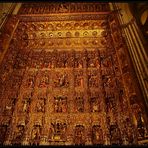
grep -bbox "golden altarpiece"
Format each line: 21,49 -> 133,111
0,2 -> 148,146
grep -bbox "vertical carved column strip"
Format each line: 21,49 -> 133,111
0,16 -> 19,64
66,50 -> 75,145
83,49 -> 89,113
2,17 -> 20,146
108,13 -> 139,144
124,26 -> 148,135
113,3 -> 148,110
99,49 -> 110,145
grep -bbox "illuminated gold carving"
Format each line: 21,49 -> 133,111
0,2 -> 147,146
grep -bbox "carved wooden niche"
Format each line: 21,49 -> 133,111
87,50 -> 100,68
92,125 -> 104,145
137,111 -> 147,139
24,71 -> 37,88
75,93 -> 84,113
131,103 -> 147,139
100,50 -> 113,77
103,76 -> 116,89
89,93 -> 101,113
117,47 -> 129,73
36,50 -> 48,69
29,51 -> 42,69
20,92 -> 32,113
50,120 -> 67,141
74,51 -> 84,68
74,70 -> 84,88
43,51 -> 52,68
54,72 -> 69,88
54,96 -> 67,113
4,97 -> 17,115
122,118 -> 134,144
13,50 -> 29,69
0,119 -> 10,145
3,91 -> 18,115
31,124 -> 42,146
88,70 -> 99,88
109,123 -> 122,145
74,125 -> 85,145
12,122 -> 25,145
38,70 -> 50,88
35,93 -> 46,113
105,90 -> 116,113
56,51 -> 72,68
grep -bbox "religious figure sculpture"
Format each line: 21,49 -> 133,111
110,124 -> 122,145
4,98 -> 16,115
105,93 -> 116,113
137,111 -> 146,138
90,97 -> 100,112
75,52 -> 83,68
92,125 -> 103,145
74,125 -> 85,145
36,99 -> 45,113
74,70 -> 83,87
12,125 -> 25,145
54,97 -> 67,113
38,73 -> 49,88
51,121 -> 67,141
75,97 -> 84,112
31,125 -> 41,145
25,76 -> 35,88
88,75 -> 98,87
123,118 -> 134,144
54,73 -> 69,87
57,4 -> 68,13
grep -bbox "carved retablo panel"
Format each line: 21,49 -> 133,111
0,2 -> 147,146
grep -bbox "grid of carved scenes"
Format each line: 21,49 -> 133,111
0,21 -> 126,143
14,20 -> 108,49
1,14 -> 144,145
